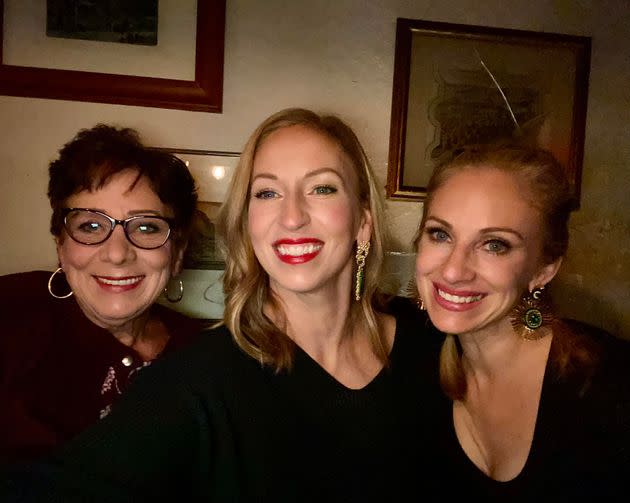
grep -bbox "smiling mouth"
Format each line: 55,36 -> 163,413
96,276 -> 143,286
275,243 -> 323,257
437,289 -> 483,304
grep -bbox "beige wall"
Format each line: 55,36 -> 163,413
1,0 -> 629,336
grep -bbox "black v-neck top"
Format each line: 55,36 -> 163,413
427,322 -> 630,502
5,300 -> 442,502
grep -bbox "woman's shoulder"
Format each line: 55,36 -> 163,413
152,303 -> 206,348
382,296 -> 444,375
0,270 -> 52,303
0,271 -> 63,354
384,295 -> 418,315
560,320 -> 630,464
557,319 -> 630,413
562,318 -> 630,363
385,296 -> 444,342
140,324 -> 257,386
157,323 -> 235,361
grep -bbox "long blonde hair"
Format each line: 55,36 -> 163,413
216,108 -> 390,371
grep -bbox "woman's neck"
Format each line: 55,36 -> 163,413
457,318 -> 552,381
109,310 -> 170,361
268,288 -> 354,354
266,287 -> 390,389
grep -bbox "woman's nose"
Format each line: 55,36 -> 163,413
441,246 -> 475,283
280,192 -> 309,230
99,226 -> 136,264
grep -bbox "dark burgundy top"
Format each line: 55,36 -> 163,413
0,270 -> 203,467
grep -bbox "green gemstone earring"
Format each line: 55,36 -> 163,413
510,286 -> 554,340
354,241 -> 370,301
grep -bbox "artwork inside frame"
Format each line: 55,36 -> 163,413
386,18 -> 591,206
46,0 -> 159,46
151,148 -> 239,321
0,0 -> 226,112
150,148 -> 240,271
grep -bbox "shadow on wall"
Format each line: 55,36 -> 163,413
550,275 -> 625,340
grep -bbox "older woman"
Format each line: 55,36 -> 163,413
4,109 -> 436,501
414,144 -> 630,499
0,125 -> 202,467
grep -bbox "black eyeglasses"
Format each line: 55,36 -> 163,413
62,208 -> 173,250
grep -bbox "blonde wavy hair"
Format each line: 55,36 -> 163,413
215,108 -> 390,372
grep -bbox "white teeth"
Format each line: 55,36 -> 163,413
98,277 -> 142,286
438,289 -> 483,304
276,243 -> 322,256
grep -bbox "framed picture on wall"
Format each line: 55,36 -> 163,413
150,148 -> 240,271
0,0 -> 226,112
152,148 -> 239,321
386,18 -> 591,206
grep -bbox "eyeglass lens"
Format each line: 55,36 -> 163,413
64,209 -> 171,249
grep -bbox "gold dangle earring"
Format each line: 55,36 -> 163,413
354,241 -> 370,301
510,285 -> 554,340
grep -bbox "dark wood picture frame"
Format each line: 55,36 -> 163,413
0,0 -> 226,112
386,18 -> 591,205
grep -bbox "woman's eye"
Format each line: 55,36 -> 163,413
312,185 -> 337,195
484,239 -> 510,254
77,222 -> 102,234
136,224 -> 159,234
253,189 -> 278,200
426,227 -> 449,243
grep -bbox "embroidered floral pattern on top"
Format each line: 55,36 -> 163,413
100,366 -> 118,395
99,360 -> 153,419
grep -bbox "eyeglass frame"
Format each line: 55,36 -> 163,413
61,208 -> 174,250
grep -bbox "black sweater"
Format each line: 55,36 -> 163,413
5,304 -> 442,502
425,320 -> 630,502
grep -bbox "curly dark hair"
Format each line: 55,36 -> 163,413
48,124 -> 197,245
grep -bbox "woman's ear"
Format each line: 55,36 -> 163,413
171,241 -> 187,276
529,257 -> 563,291
55,237 -> 65,269
356,208 -> 373,244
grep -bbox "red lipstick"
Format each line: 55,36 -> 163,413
273,239 -> 323,264
432,282 -> 485,312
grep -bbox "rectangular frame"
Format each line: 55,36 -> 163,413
151,147 -> 239,270
0,0 -> 225,112
386,18 -> 591,205
154,148 -> 239,321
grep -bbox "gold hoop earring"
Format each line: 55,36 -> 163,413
164,279 -> 184,303
354,241 -> 370,301
48,267 -> 73,299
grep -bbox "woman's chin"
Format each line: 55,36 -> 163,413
427,309 -> 477,336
